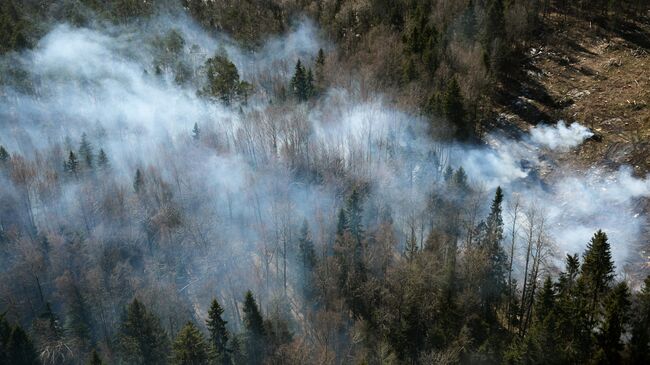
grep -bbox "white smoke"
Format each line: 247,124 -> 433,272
529,120 -> 594,150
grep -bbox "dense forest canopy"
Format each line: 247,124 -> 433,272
1,1 -> 649,364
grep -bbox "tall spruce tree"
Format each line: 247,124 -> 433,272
0,145 -> 9,163
171,322 -> 210,365
79,132 -> 93,169
629,275 -> 650,364
594,281 -> 630,364
97,149 -> 109,170
65,151 -> 79,175
242,291 -> 265,365
118,298 -> 170,365
4,324 -> 40,365
290,60 -> 311,102
206,298 -> 229,364
133,169 -> 144,194
192,123 -> 200,141
443,78 -> 470,140
580,230 -> 615,321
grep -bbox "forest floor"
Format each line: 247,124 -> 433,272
495,11 -> 649,175
492,11 -> 650,272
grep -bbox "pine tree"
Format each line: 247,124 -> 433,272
65,151 -> 79,175
630,275 -> 650,364
314,48 -> 325,90
171,322 -> 210,365
345,188 -> 364,245
4,324 -> 40,365
479,187 -> 507,320
443,78 -> 470,140
452,166 -> 468,191
0,145 -> 9,163
242,291 -> 265,365
290,60 -> 309,102
298,219 -> 317,301
192,123 -> 200,141
595,281 -> 630,364
97,149 -> 109,170
133,169 -> 144,194
580,230 -> 615,321
229,336 -> 245,365
203,54 -> 248,105
118,298 -> 170,365
298,219 -> 317,274
206,299 -> 229,365
306,68 -> 314,98
79,132 -> 93,169
88,350 -> 104,365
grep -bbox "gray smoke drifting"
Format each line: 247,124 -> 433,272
0,13 -> 648,323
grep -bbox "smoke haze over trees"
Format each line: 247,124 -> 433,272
1,1 -> 649,364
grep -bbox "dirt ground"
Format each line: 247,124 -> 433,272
493,11 -> 650,275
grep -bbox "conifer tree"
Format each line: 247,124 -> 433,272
0,145 -> 9,163
298,219 -> 317,301
443,78 -> 470,140
629,275 -> 650,364
479,187 -> 507,320
133,169 -> 144,194
290,60 -> 310,102
118,298 -> 170,365
298,219 -> 317,274
65,151 -> 79,175
79,132 -> 93,169
192,123 -> 200,141
242,291 -> 265,365
203,54 -> 249,105
452,166 -> 468,190
595,281 -> 630,364
229,336 -> 245,365
306,68 -> 314,98
580,230 -> 615,321
314,48 -> 325,90
97,149 -> 109,170
206,298 -> 230,365
4,324 -> 40,365
345,188 -> 364,245
171,322 -> 210,365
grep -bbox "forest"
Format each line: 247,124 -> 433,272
1,1 -> 649,364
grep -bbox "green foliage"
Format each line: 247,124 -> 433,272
443,78 -> 471,140
192,123 -> 200,141
242,291 -> 266,365
202,54 -> 251,105
118,298 -> 170,365
0,1 -> 30,54
79,133 -> 94,169
0,315 -> 40,365
65,151 -> 79,175
0,145 -> 9,163
206,299 -> 230,364
595,282 -> 630,364
290,60 -> 313,102
629,276 -> 650,364
133,169 -> 144,193
97,148 -> 109,170
580,230 -> 615,318
171,322 -> 210,365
